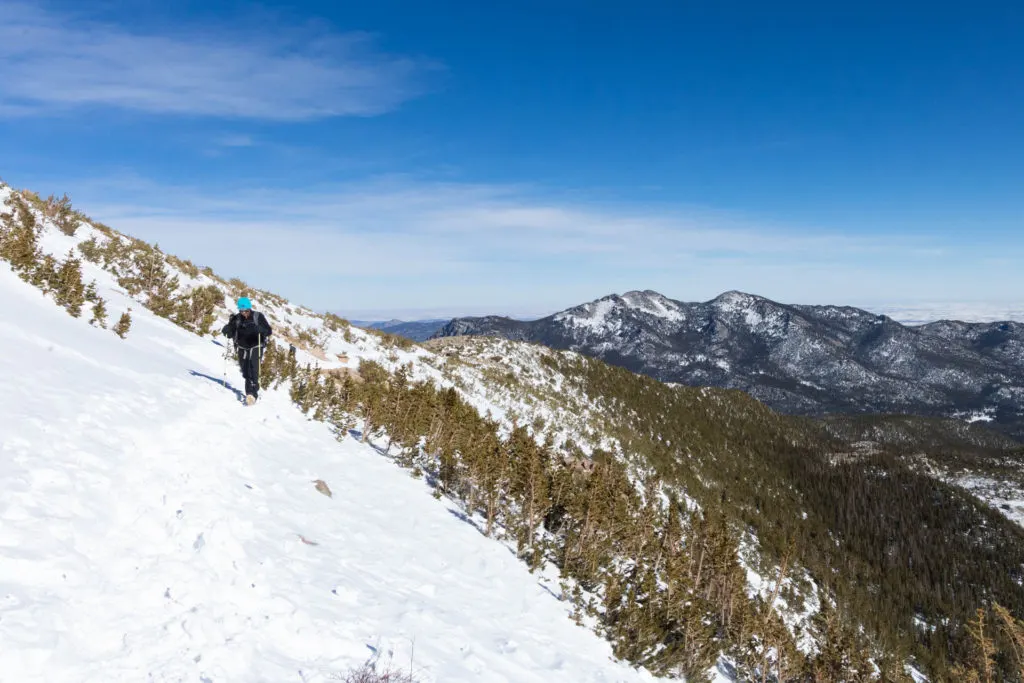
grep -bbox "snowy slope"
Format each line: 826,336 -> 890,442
0,265 -> 658,681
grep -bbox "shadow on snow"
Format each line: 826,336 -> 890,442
189,370 -> 244,402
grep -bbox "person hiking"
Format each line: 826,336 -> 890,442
221,297 -> 272,405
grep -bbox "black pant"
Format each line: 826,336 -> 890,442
237,346 -> 262,398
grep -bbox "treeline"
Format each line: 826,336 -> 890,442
0,192 -> 130,336
2,187 -> 250,341
77,231 -> 225,335
543,351 -> 1024,680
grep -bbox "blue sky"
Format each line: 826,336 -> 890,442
1,0 -> 1022,318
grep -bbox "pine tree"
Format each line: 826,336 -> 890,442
53,251 -> 86,317
147,274 -> 180,318
258,341 -> 280,390
994,603 -> 1024,680
0,196 -> 41,275
31,254 -> 58,292
810,601 -> 875,682
77,237 -> 102,263
951,608 -> 997,683
358,360 -> 391,443
508,426 -> 551,558
114,310 -> 132,339
470,428 -> 509,537
90,297 -> 108,328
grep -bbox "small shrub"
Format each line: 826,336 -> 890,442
340,662 -> 419,683
20,189 -> 45,211
172,284 -> 224,333
227,277 -> 249,297
46,193 -> 78,236
324,312 -> 350,332
92,221 -> 115,237
114,311 -> 132,339
167,253 -> 200,278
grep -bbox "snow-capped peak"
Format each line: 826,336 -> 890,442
711,290 -> 765,312
620,289 -> 686,322
552,290 -> 687,333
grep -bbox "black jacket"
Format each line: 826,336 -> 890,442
222,310 -> 272,348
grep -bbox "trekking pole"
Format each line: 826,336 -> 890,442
257,333 -> 262,393
222,341 -> 230,388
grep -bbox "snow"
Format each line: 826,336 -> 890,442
621,291 -> 685,323
737,536 -> 820,655
712,291 -> 755,314
0,265 -> 656,681
907,665 -> 929,682
948,473 -> 1024,529
556,297 -> 620,334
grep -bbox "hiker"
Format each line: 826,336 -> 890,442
221,297 -> 273,404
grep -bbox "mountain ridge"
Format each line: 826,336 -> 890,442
433,289 -> 1024,438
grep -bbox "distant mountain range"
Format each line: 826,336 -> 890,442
351,318 -> 449,342
432,289 -> 1024,439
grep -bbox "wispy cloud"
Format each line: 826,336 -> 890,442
0,3 -> 439,120
46,174 -> 1017,313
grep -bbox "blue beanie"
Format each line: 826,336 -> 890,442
237,297 -> 252,310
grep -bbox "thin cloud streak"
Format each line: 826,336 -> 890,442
0,3 -> 439,120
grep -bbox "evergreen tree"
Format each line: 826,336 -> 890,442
114,311 -> 132,339
31,254 -> 58,292
53,251 -> 86,317
994,603 -> 1024,681
810,601 -> 875,682
90,297 -> 108,328
508,426 -> 552,558
951,608 -> 998,683
0,196 -> 41,275
470,428 -> 509,537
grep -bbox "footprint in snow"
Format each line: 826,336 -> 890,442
193,533 -> 205,552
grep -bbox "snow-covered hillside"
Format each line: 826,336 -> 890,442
0,191 -> 658,682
